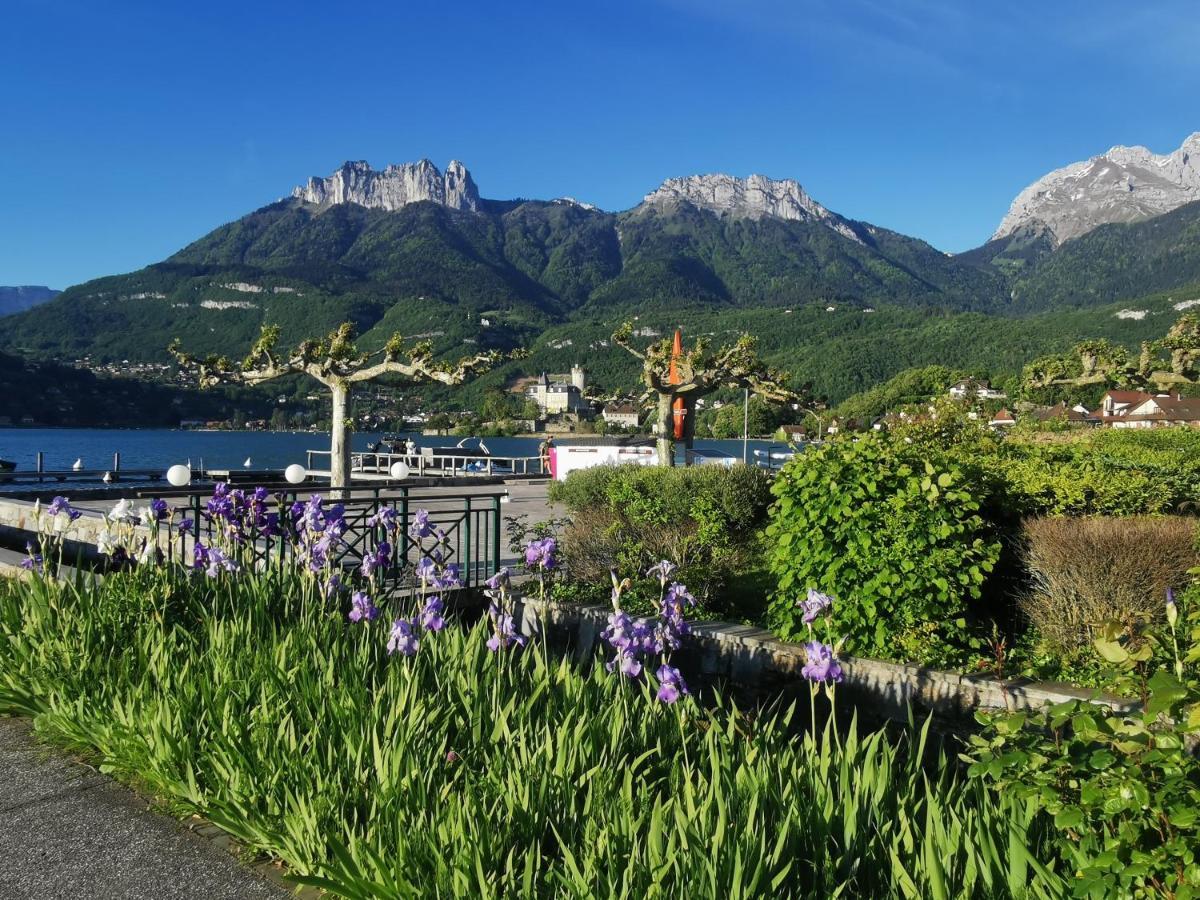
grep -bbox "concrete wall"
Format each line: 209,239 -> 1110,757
0,494 -> 1138,726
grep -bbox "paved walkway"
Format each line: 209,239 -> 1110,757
0,718 -> 288,899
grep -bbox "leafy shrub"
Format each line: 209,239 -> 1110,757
1018,516 -> 1198,653
549,464 -> 774,609
981,428 -> 1200,517
766,434 -> 1000,659
968,583 -> 1200,898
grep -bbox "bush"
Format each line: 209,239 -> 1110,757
984,428 -> 1200,517
765,434 -> 1000,660
968,583 -> 1200,898
1018,516 -> 1198,653
549,464 -> 774,609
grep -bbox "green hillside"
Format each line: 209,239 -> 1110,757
7,194 -> 1200,410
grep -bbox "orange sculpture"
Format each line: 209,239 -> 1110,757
669,328 -> 686,440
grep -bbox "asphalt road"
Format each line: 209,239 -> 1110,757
0,718 -> 286,899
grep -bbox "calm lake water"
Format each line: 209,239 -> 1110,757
0,429 -> 785,480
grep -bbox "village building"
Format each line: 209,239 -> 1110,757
526,366 -> 591,416
601,401 -> 641,429
1111,394 -> 1200,428
948,378 -> 1007,401
989,409 -> 1016,428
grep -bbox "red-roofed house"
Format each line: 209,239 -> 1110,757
1113,395 -> 1200,428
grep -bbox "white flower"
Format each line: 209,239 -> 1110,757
137,540 -> 157,565
133,505 -> 155,526
108,499 -> 134,522
96,531 -> 117,555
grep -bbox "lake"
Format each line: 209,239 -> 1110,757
0,428 -> 787,481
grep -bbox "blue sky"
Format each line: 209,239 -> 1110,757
2,0 -> 1198,288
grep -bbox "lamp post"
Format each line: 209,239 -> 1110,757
166,464 -> 191,487
742,388 -> 750,464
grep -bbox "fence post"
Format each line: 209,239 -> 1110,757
491,494 -> 501,577
462,496 -> 472,587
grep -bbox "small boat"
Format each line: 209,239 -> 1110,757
421,437 -> 492,472
72,458 -> 84,471
243,457 -> 253,468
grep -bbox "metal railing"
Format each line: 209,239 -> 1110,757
172,486 -> 506,589
305,449 -> 547,478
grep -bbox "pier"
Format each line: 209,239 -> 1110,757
0,452 -> 164,485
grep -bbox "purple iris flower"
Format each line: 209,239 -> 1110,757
177,518 -> 194,536
361,541 -> 391,577
602,610 -> 634,651
416,557 -> 437,584
260,513 -> 281,538
485,567 -> 511,591
799,588 -> 834,624
655,665 -> 689,704
801,641 -> 844,684
368,506 -> 398,529
431,564 -> 462,590
149,498 -> 170,522
486,613 -> 526,652
524,537 -> 557,571
192,541 -> 210,573
387,618 -> 420,656
348,591 -> 379,623
606,651 -> 643,679
47,496 -> 82,521
646,560 -> 677,584
324,574 -> 343,599
19,543 -> 44,572
203,546 -> 238,578
409,508 -> 433,539
420,596 -> 446,631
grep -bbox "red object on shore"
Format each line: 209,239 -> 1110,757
669,328 -> 686,440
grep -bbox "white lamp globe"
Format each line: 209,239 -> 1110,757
389,461 -> 411,479
166,464 -> 191,487
284,464 -> 308,485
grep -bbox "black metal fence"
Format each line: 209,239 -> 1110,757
168,486 -> 505,589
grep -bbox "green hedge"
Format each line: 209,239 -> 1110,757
765,435 -> 999,659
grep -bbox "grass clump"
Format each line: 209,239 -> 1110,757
0,569 -> 1062,898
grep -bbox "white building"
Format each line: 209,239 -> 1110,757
527,366 -> 590,415
602,402 -> 641,428
949,379 -> 1007,400
1112,395 -> 1200,429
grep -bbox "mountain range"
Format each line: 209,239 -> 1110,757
5,133 -> 1200,405
0,286 -> 59,317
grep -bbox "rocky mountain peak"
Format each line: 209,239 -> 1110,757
993,132 -> 1200,246
640,172 -> 861,242
292,159 -> 480,212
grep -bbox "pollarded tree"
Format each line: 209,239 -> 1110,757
171,324 -> 505,488
1024,314 -> 1200,393
613,323 -> 802,466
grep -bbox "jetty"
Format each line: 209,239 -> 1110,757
0,452 -> 163,485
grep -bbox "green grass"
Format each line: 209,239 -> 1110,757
0,569 -> 1064,898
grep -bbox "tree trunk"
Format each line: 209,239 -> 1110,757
329,380 -> 353,491
655,392 -> 675,467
